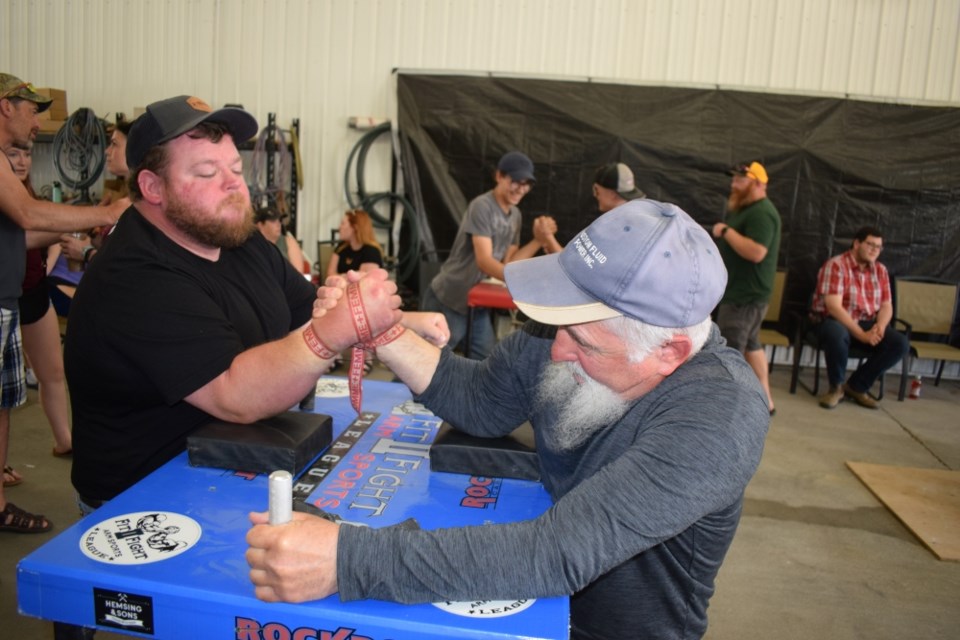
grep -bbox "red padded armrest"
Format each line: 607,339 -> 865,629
467,282 -> 517,310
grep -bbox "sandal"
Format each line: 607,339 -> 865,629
3,465 -> 23,487
0,502 -> 52,533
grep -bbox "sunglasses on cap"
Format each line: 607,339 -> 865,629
731,164 -> 757,179
0,82 -> 34,101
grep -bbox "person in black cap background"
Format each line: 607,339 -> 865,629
712,161 -> 781,415
522,162 -> 647,256
593,162 -> 646,213
254,204 -> 307,273
248,199 -> 769,640
423,150 -> 560,360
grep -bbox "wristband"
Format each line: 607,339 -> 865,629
720,225 -> 730,237
308,281 -> 405,415
302,325 -> 338,360
81,245 -> 95,264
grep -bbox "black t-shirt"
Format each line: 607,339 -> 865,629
65,208 -> 316,500
333,242 -> 383,273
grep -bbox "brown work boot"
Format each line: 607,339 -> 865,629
818,386 -> 844,409
843,383 -> 879,409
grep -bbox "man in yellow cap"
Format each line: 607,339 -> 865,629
712,161 -> 782,415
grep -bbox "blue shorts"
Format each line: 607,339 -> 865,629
1,307 -> 27,410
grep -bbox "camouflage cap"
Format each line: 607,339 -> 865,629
0,73 -> 52,112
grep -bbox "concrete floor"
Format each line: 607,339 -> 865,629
3,366 -> 959,639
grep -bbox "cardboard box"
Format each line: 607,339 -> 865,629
34,87 -> 69,120
37,119 -> 64,134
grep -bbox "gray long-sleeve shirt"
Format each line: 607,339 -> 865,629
337,323 -> 769,639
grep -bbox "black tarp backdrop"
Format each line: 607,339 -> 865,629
396,73 -> 960,333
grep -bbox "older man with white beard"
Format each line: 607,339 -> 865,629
246,200 -> 771,640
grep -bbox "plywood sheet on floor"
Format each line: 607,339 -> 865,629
847,461 -> 960,561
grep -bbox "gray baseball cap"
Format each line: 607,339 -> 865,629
505,199 -> 726,328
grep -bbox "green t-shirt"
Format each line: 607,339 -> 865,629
718,198 -> 781,304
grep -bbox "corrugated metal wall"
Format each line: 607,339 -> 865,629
4,0 -> 959,259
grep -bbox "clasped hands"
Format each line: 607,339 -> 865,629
532,215 -> 558,245
309,268 -> 450,353
859,322 -> 885,346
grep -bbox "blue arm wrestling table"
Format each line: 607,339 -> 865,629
18,379 -> 569,639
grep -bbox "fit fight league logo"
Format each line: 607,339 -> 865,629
80,511 -> 201,565
433,598 -> 536,618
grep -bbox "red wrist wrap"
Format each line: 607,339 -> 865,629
303,283 -> 408,414
302,325 -> 338,360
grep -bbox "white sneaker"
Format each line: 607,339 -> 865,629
25,367 -> 39,389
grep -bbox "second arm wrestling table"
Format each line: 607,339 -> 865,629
465,281 -> 517,358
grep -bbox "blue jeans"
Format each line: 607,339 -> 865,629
421,285 -> 494,360
817,317 -> 909,392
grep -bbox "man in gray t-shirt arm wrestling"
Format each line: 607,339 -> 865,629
247,199 -> 770,640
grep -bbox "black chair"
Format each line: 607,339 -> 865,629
788,290 -> 905,401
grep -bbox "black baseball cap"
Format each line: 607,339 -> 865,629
595,163 -> 645,200
497,151 -> 536,183
126,95 -> 258,170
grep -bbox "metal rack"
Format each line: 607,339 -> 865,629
242,112 -> 302,232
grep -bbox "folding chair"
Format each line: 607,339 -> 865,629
894,277 -> 960,400
759,270 -> 790,372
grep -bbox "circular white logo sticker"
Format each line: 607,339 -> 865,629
432,599 -> 536,618
79,511 -> 202,565
391,399 -> 433,416
315,378 -> 349,398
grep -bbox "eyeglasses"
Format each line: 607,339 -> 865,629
0,82 -> 33,101
510,180 -> 533,191
862,240 -> 883,251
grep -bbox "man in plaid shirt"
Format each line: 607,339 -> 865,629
811,226 -> 908,409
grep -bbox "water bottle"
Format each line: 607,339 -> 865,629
908,376 -> 922,399
52,181 -> 62,203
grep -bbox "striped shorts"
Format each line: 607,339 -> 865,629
0,307 -> 27,410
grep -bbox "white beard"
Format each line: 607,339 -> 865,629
536,361 -> 631,451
